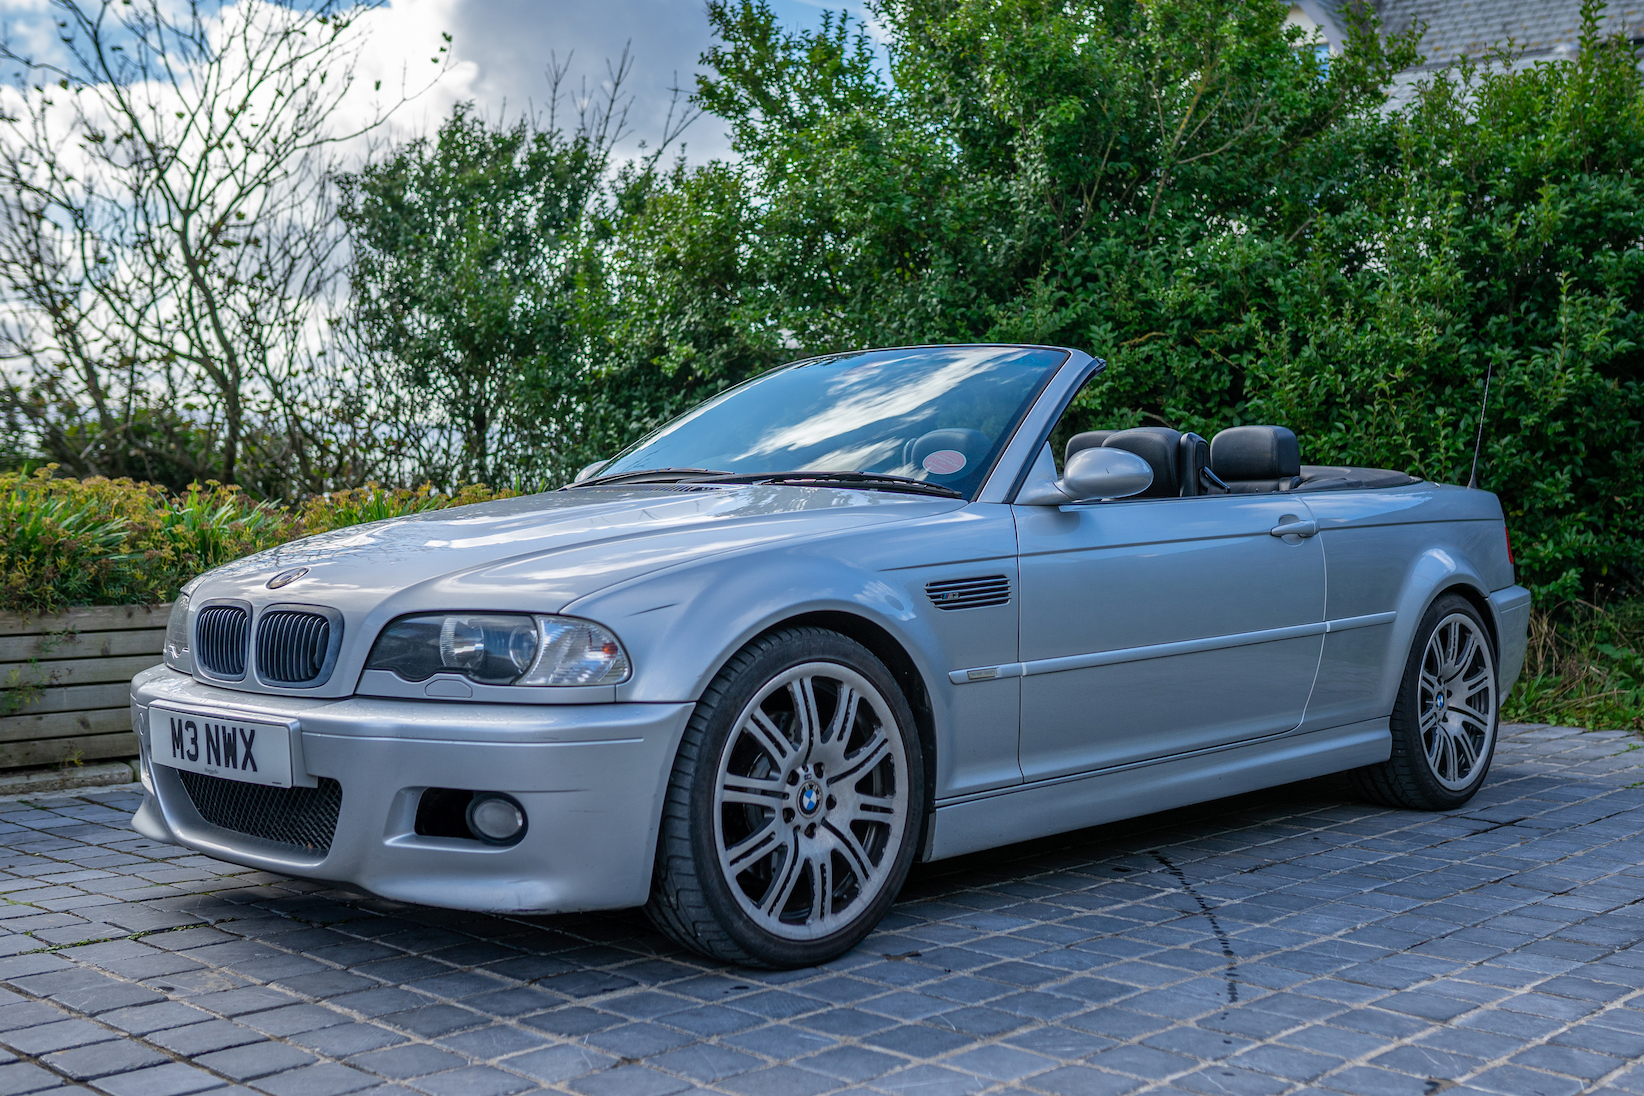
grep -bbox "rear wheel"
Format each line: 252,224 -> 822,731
645,627 -> 925,968
1353,594 -> 1498,810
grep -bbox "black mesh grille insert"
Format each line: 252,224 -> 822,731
196,606 -> 249,677
177,770 -> 342,855
926,575 -> 1011,610
257,611 -> 332,686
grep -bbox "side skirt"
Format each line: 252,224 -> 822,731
923,718 -> 1391,861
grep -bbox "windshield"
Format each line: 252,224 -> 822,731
592,345 -> 1067,499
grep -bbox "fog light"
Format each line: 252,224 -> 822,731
465,793 -> 527,845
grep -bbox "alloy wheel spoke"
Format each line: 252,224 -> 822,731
1420,669 -> 1443,697
1451,727 -> 1479,773
726,818 -> 786,874
822,818 -> 877,883
1426,730 -> 1445,772
759,836 -> 807,916
822,684 -> 860,749
721,774 -> 786,807
788,678 -> 823,760
1448,699 -> 1491,731
810,857 -> 829,922
743,708 -> 797,769
1450,632 -> 1479,678
1459,667 -> 1493,695
830,728 -> 892,786
1441,622 -> 1460,666
842,790 -> 898,820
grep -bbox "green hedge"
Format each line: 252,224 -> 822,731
0,470 -> 513,614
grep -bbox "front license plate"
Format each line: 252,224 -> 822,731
150,705 -> 295,788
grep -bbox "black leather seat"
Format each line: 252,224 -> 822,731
1178,432 -> 1212,496
1066,428 -> 1220,498
1210,426 -> 1301,493
1101,427 -> 1181,498
1064,430 -> 1116,465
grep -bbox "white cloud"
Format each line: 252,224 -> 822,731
0,0 -> 876,166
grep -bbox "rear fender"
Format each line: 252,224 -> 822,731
1374,549 -> 1493,715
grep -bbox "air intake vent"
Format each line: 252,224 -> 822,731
926,575 -> 1011,610
257,610 -> 336,687
195,606 -> 249,678
176,770 -> 342,856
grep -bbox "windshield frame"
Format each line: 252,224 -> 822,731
576,343 -> 1073,502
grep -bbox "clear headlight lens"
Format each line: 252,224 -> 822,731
366,613 -> 630,687
163,594 -> 192,673
517,618 -> 632,686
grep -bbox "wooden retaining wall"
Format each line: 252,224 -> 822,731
0,604 -> 169,770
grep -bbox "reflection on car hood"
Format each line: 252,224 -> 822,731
189,484 -> 964,615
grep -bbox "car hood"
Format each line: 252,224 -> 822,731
189,484 -> 964,617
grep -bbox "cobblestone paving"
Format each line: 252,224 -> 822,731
1,724 -> 1643,1096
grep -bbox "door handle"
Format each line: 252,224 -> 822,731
1270,518 -> 1318,538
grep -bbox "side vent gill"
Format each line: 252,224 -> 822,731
926,575 -> 1011,611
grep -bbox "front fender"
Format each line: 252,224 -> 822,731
567,505 -> 1023,805
572,549 -> 946,710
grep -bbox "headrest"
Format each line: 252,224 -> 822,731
1210,426 -> 1300,481
1103,427 -> 1181,498
1065,431 -> 1116,466
906,428 -> 990,478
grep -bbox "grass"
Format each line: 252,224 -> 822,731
1502,600 -> 1644,732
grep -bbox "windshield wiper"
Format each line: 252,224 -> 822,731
569,468 -> 729,488
703,471 -> 965,499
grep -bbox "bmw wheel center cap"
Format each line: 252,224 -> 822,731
798,781 -> 823,817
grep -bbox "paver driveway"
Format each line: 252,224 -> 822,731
1,724 -> 1642,1096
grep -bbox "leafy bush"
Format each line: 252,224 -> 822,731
562,0 -> 1640,603
0,470 -> 514,614
297,483 -> 508,534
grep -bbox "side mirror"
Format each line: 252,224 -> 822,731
1017,446 -> 1154,505
572,459 -> 610,484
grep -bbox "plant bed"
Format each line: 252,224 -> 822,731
0,603 -> 169,770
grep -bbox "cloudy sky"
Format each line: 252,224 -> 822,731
439,0 -> 874,161
0,0 -> 873,162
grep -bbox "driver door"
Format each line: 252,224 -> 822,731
1013,494 -> 1326,782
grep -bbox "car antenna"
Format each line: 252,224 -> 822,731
1467,361 -> 1494,490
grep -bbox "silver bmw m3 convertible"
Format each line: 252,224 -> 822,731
131,344 -> 1530,967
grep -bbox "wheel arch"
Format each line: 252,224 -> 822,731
1375,549 -> 1496,717
1433,582 -> 1499,658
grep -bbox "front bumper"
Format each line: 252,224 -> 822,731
130,666 -> 694,913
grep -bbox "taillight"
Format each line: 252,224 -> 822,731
1504,526 -> 1514,566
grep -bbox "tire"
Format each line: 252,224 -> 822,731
645,627 -> 926,968
1353,594 -> 1499,810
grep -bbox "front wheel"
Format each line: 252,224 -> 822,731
1353,594 -> 1499,810
645,627 -> 925,968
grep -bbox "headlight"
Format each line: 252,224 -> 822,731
516,618 -> 632,685
366,613 -> 631,686
163,595 -> 192,673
